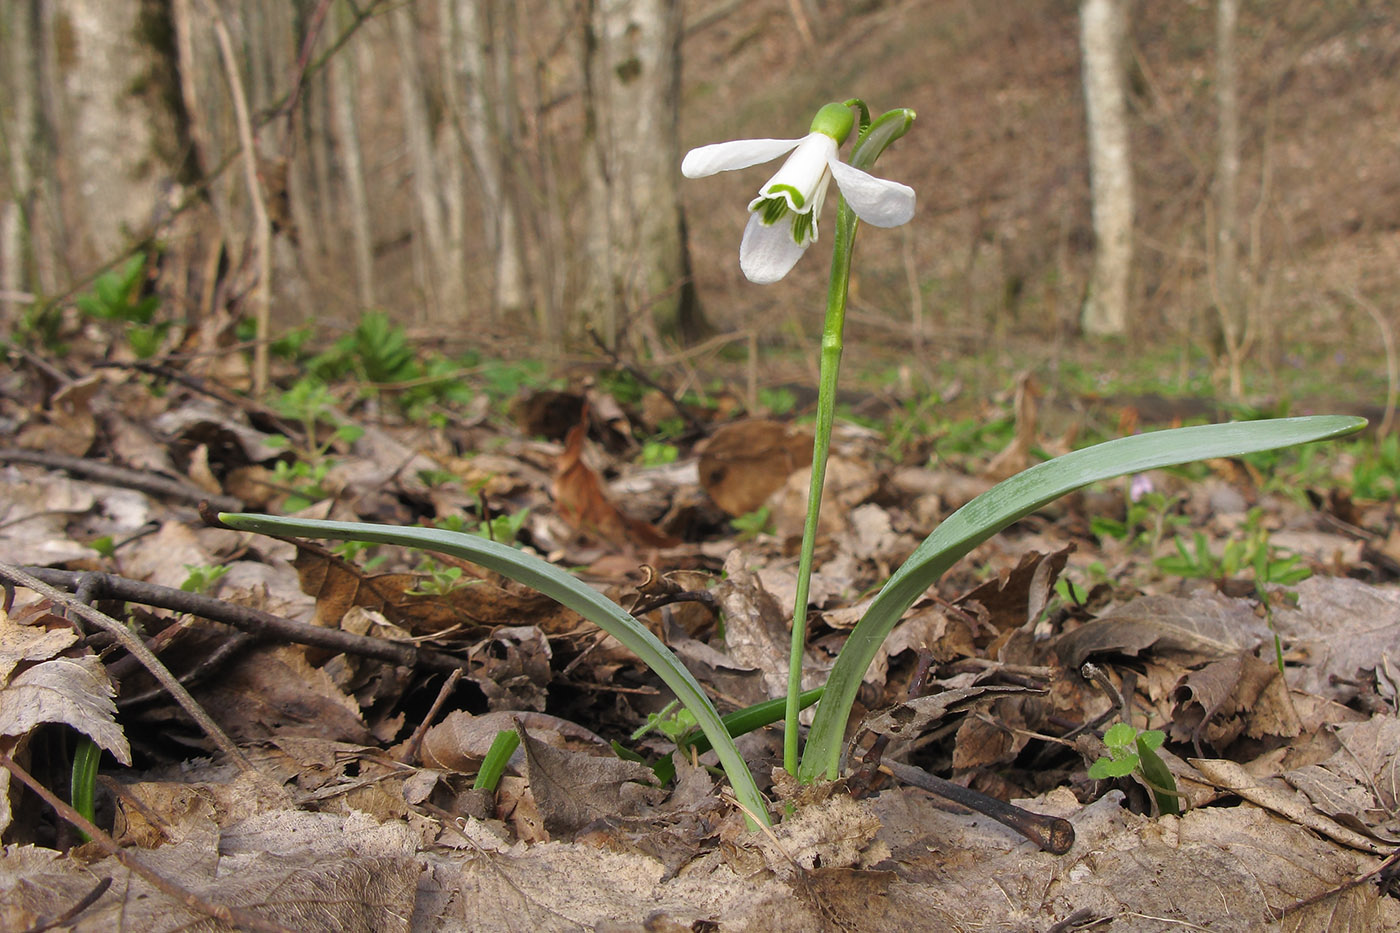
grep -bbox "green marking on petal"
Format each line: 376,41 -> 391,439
791,209 -> 814,245
757,197 -> 789,225
766,183 -> 805,209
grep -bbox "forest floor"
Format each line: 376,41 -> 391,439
2,313 -> 1400,931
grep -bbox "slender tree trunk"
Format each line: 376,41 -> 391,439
330,0 -> 375,307
443,0 -> 527,321
393,1 -> 455,321
1079,0 -> 1134,337
580,0 -> 704,349
0,0 -> 46,324
1215,0 -> 1245,397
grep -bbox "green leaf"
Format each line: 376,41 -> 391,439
799,415 -> 1366,781
1136,735 -> 1179,815
1089,756 -> 1138,779
1136,728 -> 1165,752
472,729 -> 520,792
218,511 -> 770,826
1103,722 -> 1139,749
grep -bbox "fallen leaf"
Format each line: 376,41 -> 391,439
1191,757 -> 1389,854
1055,590 -> 1269,670
554,421 -> 679,548
696,419 -> 812,517
516,721 -> 660,838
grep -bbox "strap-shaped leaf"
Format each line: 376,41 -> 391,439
798,415 -> 1366,781
217,513 -> 770,825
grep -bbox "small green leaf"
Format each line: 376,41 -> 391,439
1136,728 -> 1165,752
1089,756 -> 1139,779
1103,722 -> 1138,748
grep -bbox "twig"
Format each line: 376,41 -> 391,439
397,668 -> 463,764
584,324 -> 707,435
20,567 -> 471,677
19,877 -> 111,933
0,562 -> 254,773
881,760 -> 1076,855
0,448 -> 243,512
0,752 -> 294,933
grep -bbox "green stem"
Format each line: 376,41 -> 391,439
71,736 -> 100,842
784,196 -> 858,775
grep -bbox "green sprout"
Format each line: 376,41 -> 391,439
1089,721 -> 1180,816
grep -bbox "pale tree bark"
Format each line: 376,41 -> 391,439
1079,0 -> 1134,336
442,0 -> 527,321
1,0 -> 181,318
330,0 -> 375,307
392,1 -> 457,320
580,0 -> 704,349
0,0 -> 47,324
1214,0 -> 1246,398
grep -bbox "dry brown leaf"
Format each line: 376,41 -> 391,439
1274,575 -> 1400,702
1170,649 -> 1301,752
420,709 -> 609,773
0,607 -> 132,836
1283,713 -> 1400,844
14,374 -> 101,456
517,722 -> 660,839
768,455 -> 879,542
859,684 -> 1039,742
696,419 -> 812,517
1191,757 -> 1390,854
554,422 -> 679,549
956,545 -> 1071,634
0,470 -> 104,566
714,550 -> 827,700
187,644 -> 375,744
292,545 -> 577,635
1055,590 -> 1270,670
1,816 -> 420,933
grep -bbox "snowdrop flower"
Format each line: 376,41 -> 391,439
682,102 -> 916,284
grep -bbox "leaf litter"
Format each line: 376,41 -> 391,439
1,355 -> 1398,931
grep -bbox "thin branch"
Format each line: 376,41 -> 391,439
0,448 -> 243,512
0,562 -> 255,772
19,566 -> 472,676
0,752 -> 294,933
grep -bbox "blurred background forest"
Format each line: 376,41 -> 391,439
2,0 -> 1397,418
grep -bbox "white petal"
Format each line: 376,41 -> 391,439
682,138 -> 803,178
758,133 -> 838,210
828,160 -> 916,227
740,212 -> 808,284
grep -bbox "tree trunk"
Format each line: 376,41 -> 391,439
1079,0 -> 1134,337
443,0 -> 527,321
392,1 -> 456,321
579,0 -> 704,349
1,0 -> 182,315
1214,0 -> 1245,397
330,0 -> 375,308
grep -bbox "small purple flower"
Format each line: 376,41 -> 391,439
1129,473 -> 1154,502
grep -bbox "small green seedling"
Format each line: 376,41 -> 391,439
180,563 -> 230,594
473,730 -> 521,793
75,252 -> 167,358
731,506 -> 773,540
1089,721 -> 1179,816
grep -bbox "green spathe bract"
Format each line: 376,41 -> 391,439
795,414 -> 1365,782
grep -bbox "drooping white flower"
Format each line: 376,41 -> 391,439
682,102 -> 916,283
